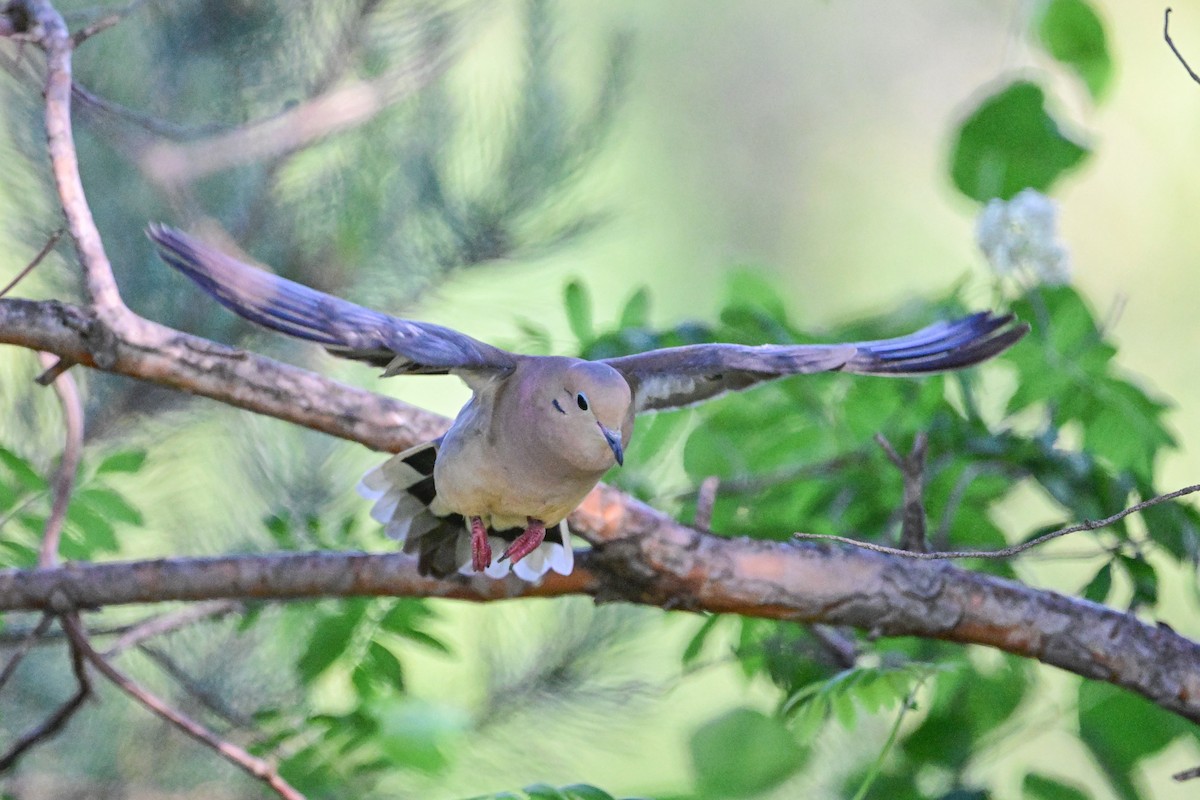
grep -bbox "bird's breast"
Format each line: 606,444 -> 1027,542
435,408 -> 602,527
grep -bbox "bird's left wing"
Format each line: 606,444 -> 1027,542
604,311 -> 1028,413
149,225 -> 518,378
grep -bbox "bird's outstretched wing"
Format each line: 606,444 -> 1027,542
149,225 -> 518,377
604,312 -> 1029,413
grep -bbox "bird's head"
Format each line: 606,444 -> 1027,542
539,360 -> 633,473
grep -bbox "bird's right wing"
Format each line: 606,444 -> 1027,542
149,225 -> 518,378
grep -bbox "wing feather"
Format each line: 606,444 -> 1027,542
149,225 -> 517,377
605,312 -> 1028,412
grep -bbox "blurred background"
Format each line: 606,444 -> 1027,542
1,1 -> 1199,798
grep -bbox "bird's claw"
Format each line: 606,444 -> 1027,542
469,516 -> 491,572
499,518 -> 547,565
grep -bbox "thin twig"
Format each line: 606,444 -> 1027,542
70,13 -> 116,46
694,476 -> 719,532
138,643 -> 259,730
0,613 -> 91,772
104,599 -> 241,657
34,356 -> 77,386
1165,8 -> 1200,85
0,228 -> 63,299
808,624 -> 857,669
1174,763 -> 1200,782
876,433 -> 928,552
794,484 -> 1200,560
0,491 -> 44,534
61,615 -> 305,800
138,38 -> 452,187
36,350 -> 84,568
0,613 -> 53,691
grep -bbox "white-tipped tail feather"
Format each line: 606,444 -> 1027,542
357,440 -> 575,582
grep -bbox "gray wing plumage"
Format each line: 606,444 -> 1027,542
148,225 -> 517,377
604,312 -> 1029,413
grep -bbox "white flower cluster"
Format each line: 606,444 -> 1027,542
976,189 -> 1070,285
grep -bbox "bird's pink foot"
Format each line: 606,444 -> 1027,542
499,518 -> 546,565
469,516 -> 492,572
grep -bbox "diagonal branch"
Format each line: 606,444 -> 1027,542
0,613 -> 91,772
61,614 -> 304,800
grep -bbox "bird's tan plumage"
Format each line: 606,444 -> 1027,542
149,225 -> 1029,581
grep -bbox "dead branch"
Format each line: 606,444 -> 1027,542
104,599 -> 241,657
1166,8 -> 1200,85
0,229 -> 63,300
138,34 -> 452,189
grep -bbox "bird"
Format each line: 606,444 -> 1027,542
148,225 -> 1029,582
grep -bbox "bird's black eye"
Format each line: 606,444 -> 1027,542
576,393 -> 589,411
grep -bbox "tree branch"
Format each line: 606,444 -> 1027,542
0,614 -> 91,772
0,507 -> 1199,726
60,615 -> 304,800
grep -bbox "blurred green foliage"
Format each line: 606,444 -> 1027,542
1,1 -> 1196,799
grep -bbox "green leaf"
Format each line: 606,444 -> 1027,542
66,502 -> 119,553
690,708 -> 806,798
1078,681 -> 1194,800
683,614 -> 721,666
75,487 -> 144,527
352,641 -> 405,695
95,449 -> 148,474
904,660 -> 1027,768
1116,555 -> 1157,609
723,270 -> 789,329
618,287 -> 651,330
296,601 -> 368,683
564,280 -> 594,344
1035,0 -> 1112,102
949,81 -> 1089,202
0,448 -> 47,492
1081,562 -> 1112,604
1023,773 -> 1091,800
524,785 -> 570,800
379,599 -> 450,654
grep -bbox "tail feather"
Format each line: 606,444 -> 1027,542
357,440 -> 574,580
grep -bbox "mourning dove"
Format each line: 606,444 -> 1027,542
149,226 -> 1028,581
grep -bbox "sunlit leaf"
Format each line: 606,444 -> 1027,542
950,81 -> 1089,202
618,287 -> 651,330
0,448 -> 46,492
296,600 -> 368,683
564,280 -> 594,344
95,449 -> 148,474
1035,0 -> 1112,102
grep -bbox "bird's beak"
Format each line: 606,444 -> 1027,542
599,424 -> 624,466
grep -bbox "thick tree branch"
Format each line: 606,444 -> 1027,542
0,501 -> 1199,726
